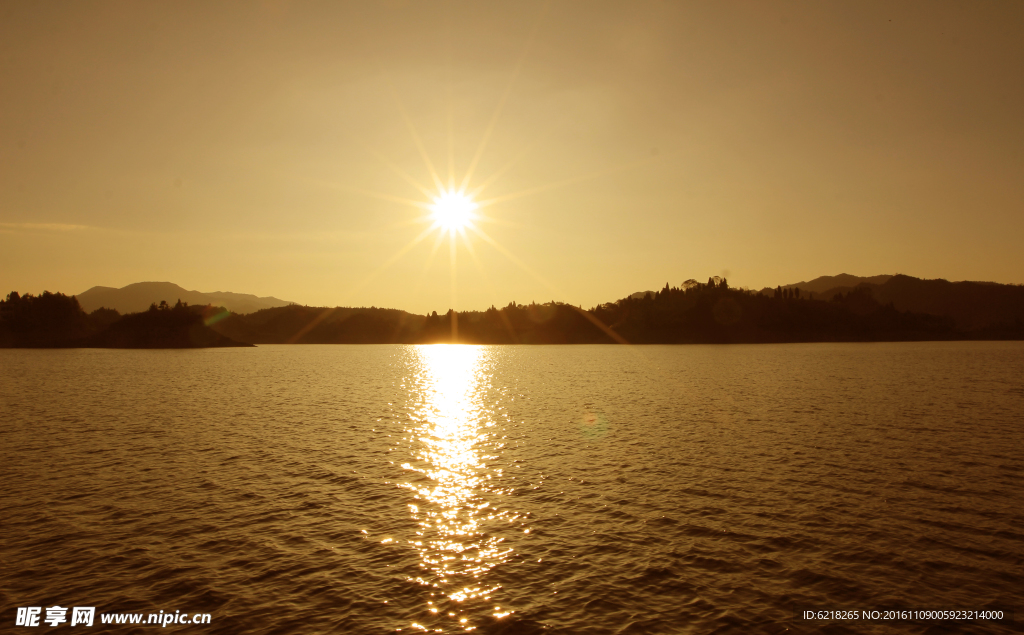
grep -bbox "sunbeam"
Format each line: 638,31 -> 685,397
445,1 -> 456,192
469,213 -> 529,230
465,224 -> 559,298
306,177 -> 434,211
458,2 -> 551,193
412,229 -> 450,295
337,127 -> 438,199
449,229 -> 458,340
474,156 -> 660,210
465,225 -> 630,345
460,231 -> 521,342
388,80 -> 447,193
344,221 -> 441,302
467,120 -> 565,200
357,145 -> 437,201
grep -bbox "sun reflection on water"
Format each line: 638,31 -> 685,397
399,345 -> 520,630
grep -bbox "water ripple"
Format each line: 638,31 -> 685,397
1,343 -> 1022,633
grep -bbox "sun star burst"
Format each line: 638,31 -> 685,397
431,190 -> 476,232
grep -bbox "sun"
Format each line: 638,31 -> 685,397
431,190 -> 477,232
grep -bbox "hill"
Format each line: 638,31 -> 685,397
85,302 -> 252,348
207,276 -> 1020,345
760,273 -> 893,296
76,282 -> 294,315
211,305 -> 420,344
814,275 -> 1024,331
629,291 -> 658,300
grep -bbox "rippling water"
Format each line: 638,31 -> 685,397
2,343 -> 1022,633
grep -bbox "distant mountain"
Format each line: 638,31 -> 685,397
629,291 -> 658,300
820,275 -> 1024,330
761,273 -> 893,295
76,282 -> 294,315
758,274 -> 1023,330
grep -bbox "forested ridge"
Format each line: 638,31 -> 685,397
3,274 -> 1022,347
0,293 -> 249,348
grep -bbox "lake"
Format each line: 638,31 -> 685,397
1,342 -> 1022,633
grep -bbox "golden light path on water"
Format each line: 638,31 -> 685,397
399,345 -> 520,631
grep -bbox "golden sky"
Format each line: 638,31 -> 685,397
2,1 -> 1022,313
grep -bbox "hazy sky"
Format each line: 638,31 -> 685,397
2,1 -> 1022,313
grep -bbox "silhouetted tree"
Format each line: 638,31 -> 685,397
89,307 -> 121,329
0,291 -> 91,346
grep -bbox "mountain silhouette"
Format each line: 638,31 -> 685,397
760,273 -> 893,296
76,282 -> 294,315
812,275 -> 1024,330
629,291 -> 658,300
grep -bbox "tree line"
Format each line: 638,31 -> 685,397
0,292 -> 248,348
4,275 -> 1021,347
